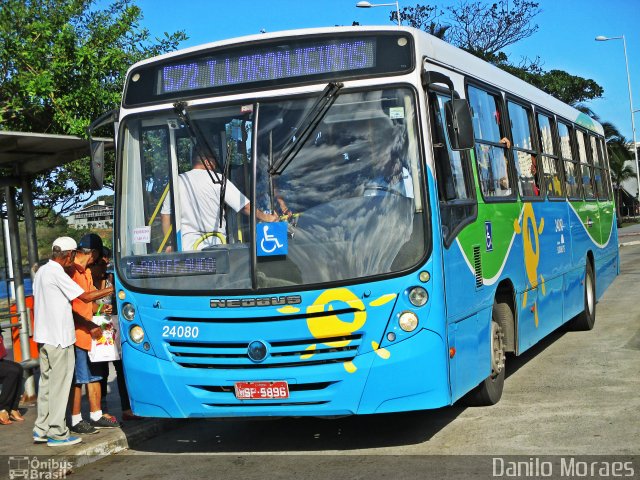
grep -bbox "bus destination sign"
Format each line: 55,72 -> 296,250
158,38 -> 376,95
124,33 -> 414,106
124,251 -> 230,278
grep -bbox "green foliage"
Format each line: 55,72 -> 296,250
501,66 -> 603,105
400,1 -> 603,106
0,0 -> 187,216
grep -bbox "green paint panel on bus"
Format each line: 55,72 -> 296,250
457,203 -> 521,279
570,200 -> 615,246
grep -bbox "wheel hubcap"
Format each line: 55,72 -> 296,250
490,322 -> 505,377
586,272 -> 594,316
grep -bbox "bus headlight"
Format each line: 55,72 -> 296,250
129,325 -> 145,344
121,302 -> 136,321
408,286 -> 428,307
398,311 -> 419,332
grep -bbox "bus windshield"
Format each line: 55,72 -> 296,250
117,86 -> 427,292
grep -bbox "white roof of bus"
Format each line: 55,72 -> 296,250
128,26 -> 603,136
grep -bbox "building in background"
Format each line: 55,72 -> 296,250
67,200 -> 113,229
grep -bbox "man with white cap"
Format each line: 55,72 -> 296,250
32,237 -> 114,447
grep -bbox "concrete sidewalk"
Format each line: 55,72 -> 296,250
0,354 -> 182,470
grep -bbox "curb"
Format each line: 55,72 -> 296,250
73,419 -> 183,468
53,418 -> 185,471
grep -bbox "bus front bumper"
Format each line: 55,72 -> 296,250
122,328 -> 450,418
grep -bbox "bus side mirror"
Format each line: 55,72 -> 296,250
87,109 -> 117,191
445,99 -> 475,151
90,141 -> 105,190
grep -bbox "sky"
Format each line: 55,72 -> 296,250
121,0 -> 640,141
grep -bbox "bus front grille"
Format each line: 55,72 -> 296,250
166,334 -> 362,369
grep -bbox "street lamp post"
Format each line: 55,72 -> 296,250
356,1 -> 401,26
596,35 -> 640,201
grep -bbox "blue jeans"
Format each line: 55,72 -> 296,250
73,346 -> 105,384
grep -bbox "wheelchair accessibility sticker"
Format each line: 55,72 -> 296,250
257,222 -> 288,256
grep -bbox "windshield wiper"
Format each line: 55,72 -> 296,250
268,82 -> 343,176
174,101 -> 227,228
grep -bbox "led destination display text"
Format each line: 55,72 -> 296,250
158,38 -> 376,94
125,252 -> 230,278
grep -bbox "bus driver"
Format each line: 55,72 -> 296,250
161,153 -> 278,251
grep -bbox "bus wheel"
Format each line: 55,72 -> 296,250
465,302 -> 508,406
571,261 -> 596,331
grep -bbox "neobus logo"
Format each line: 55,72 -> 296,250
210,296 -> 302,308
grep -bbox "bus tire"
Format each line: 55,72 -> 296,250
464,302 -> 508,406
571,261 -> 596,331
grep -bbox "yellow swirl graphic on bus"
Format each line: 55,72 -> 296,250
514,203 -> 545,327
306,288 -> 367,346
305,288 -> 393,373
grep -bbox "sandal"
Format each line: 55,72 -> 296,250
9,410 -> 25,422
0,410 -> 12,425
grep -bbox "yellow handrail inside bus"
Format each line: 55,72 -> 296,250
149,184 -> 170,226
192,232 -> 227,250
149,184 -> 171,253
158,226 -> 172,253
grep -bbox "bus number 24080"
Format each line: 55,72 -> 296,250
162,325 -> 200,338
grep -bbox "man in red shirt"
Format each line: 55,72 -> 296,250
68,234 -> 121,434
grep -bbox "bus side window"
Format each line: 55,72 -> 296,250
558,122 -> 581,199
507,100 -> 540,199
589,134 -> 606,200
467,85 -> 515,200
429,91 -> 476,245
598,137 -> 613,200
576,129 -> 596,200
536,113 -> 564,198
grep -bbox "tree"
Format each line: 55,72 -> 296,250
447,0 -> 540,59
499,66 -> 604,106
399,1 -> 603,106
0,0 -> 187,217
392,4 -> 450,38
603,123 -> 635,222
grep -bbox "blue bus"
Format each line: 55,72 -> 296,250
89,26 -> 618,417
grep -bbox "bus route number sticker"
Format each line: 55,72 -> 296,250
162,325 -> 200,339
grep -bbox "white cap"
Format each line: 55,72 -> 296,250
52,236 -> 77,252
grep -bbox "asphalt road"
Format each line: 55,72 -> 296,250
73,244 -> 640,479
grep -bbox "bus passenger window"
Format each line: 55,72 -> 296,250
589,134 -> 605,199
507,100 -> 540,199
467,85 -> 514,199
576,129 -> 595,200
558,122 -> 581,199
537,113 -> 564,198
596,138 -> 612,201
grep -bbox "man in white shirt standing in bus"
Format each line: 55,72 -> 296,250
32,237 -> 113,447
161,153 -> 278,251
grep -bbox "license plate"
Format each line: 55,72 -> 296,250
234,381 -> 290,400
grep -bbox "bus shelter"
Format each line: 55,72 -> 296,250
0,131 -> 113,399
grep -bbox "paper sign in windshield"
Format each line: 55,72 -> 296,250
132,226 -> 151,244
